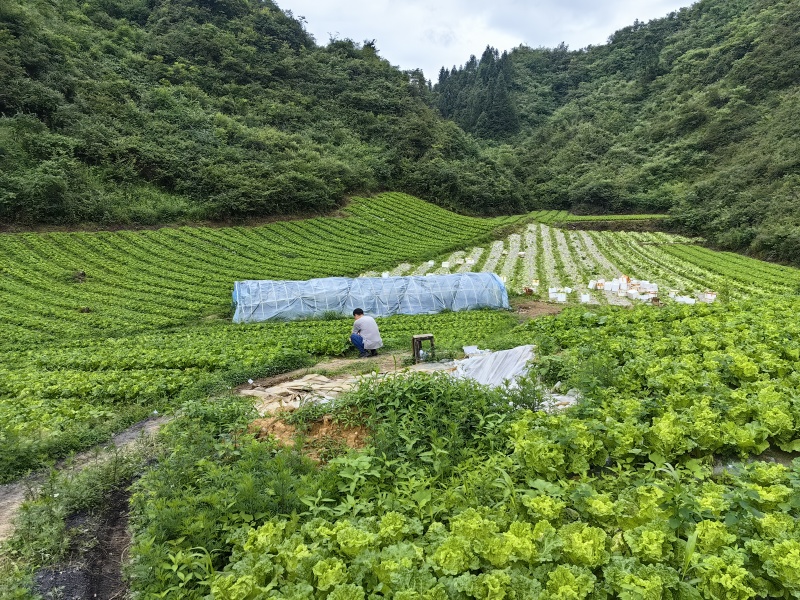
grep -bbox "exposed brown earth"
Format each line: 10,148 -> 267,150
249,413 -> 369,462
512,300 -> 565,320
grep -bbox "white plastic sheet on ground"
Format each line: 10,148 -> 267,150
452,345 -> 534,388
232,273 -> 509,323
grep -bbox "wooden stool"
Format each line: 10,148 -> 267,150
412,334 -> 435,363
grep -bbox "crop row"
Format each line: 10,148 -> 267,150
388,222 -> 796,304
129,295 -> 800,599
0,308 -> 514,480
0,193 -> 518,346
660,244 -> 800,289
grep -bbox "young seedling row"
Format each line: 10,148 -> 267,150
370,223 -> 798,304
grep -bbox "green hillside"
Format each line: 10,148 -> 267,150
0,0 -> 527,225
2,0 -> 799,264
434,0 -> 800,265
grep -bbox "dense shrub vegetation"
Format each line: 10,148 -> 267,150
435,0 -> 800,264
3,0 -> 799,264
0,0 -> 528,225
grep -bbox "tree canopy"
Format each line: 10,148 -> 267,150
0,0 -> 526,225
432,0 -> 800,265
2,0 -> 799,265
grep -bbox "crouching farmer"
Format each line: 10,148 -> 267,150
351,308 -> 383,358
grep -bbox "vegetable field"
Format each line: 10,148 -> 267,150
3,193 -> 800,599
371,223 -> 800,302
0,193 -> 520,480
129,295 -> 800,599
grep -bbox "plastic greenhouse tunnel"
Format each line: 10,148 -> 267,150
232,273 -> 510,323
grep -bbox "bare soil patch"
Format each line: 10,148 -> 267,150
249,413 -> 369,462
33,485 -> 130,600
513,300 -> 565,320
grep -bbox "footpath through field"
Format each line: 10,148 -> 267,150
0,416 -> 167,543
0,350 -> 415,544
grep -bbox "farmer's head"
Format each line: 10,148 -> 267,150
353,308 -> 364,319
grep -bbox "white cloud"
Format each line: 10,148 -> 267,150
279,0 -> 695,79
421,27 -> 457,48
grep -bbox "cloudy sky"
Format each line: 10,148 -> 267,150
277,0 -> 695,79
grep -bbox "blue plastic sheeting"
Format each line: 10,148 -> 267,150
232,273 -> 509,323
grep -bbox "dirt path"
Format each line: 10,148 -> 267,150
0,352 -> 404,544
238,351 -> 406,391
0,415 -> 169,544
31,485 -> 132,600
512,299 -> 564,320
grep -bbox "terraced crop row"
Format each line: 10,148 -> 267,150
387,223 -> 800,304
0,193 -> 525,481
3,193 -> 798,481
0,193 -> 517,346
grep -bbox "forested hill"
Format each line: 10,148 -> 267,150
2,0 -> 799,265
0,0 -> 529,225
434,0 -> 800,265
